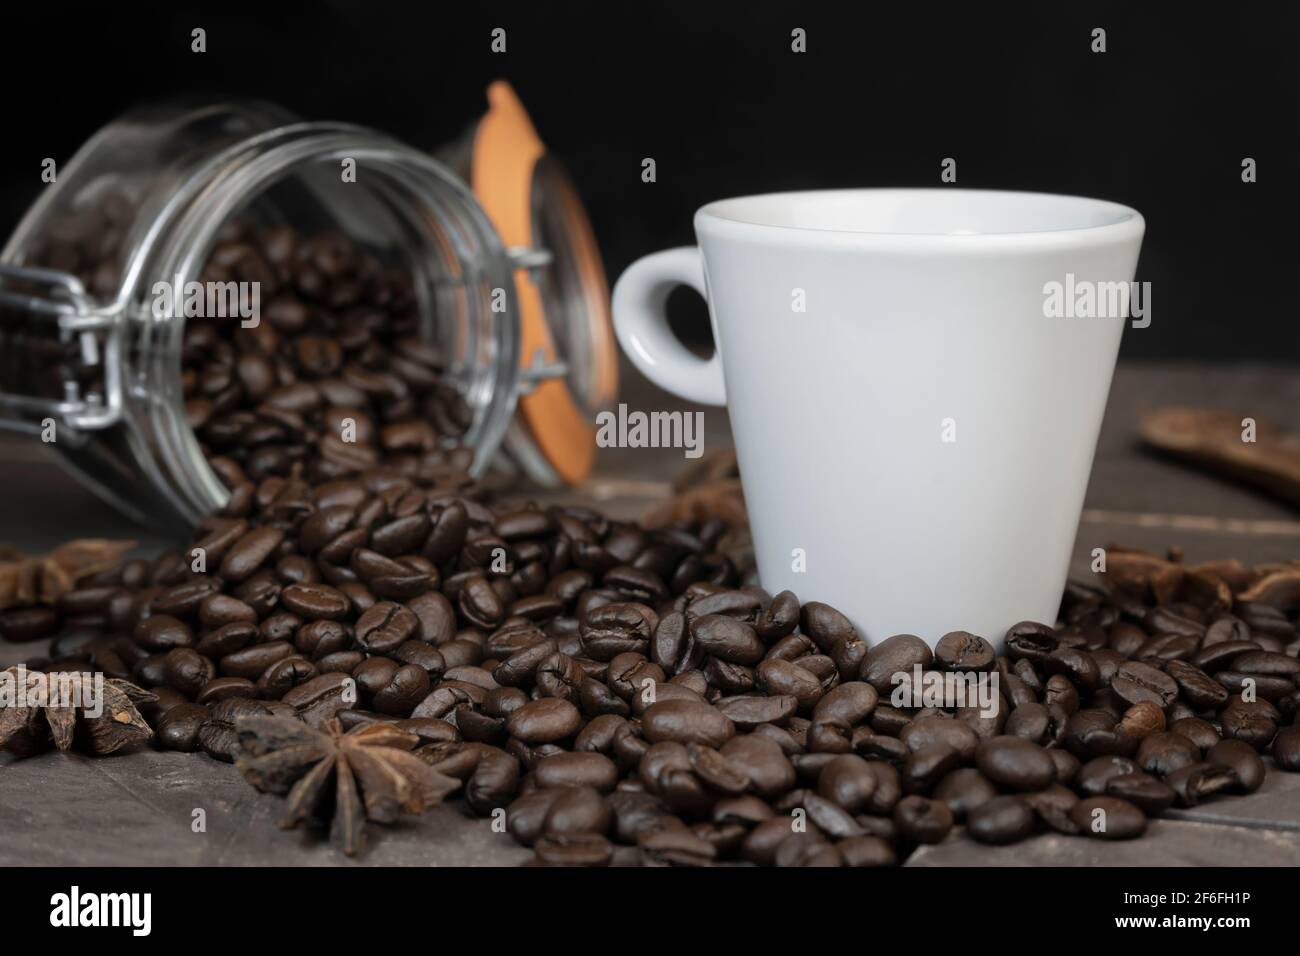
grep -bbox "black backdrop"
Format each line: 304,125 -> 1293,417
2,2 -> 1295,362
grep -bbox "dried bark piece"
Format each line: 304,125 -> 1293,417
0,539 -> 136,610
1101,546 -> 1184,604
1237,567 -> 1300,612
1175,567 -> 1233,616
672,448 -> 738,492
643,479 -> 747,529
1140,406 -> 1300,509
640,448 -> 748,529
235,715 -> 461,856
1189,560 -> 1258,595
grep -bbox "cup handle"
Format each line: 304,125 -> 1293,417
611,247 -> 727,406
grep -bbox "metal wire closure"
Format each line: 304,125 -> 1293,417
506,245 -> 571,395
0,263 -> 123,432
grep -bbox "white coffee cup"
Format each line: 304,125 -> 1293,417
612,188 -> 1144,649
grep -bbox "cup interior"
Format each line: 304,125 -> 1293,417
699,188 -> 1139,237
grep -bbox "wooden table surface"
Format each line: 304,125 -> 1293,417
2,361 -> 1298,866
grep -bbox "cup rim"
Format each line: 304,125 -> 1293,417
695,188 -> 1144,249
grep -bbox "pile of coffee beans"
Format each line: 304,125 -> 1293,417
14,457 -> 1300,864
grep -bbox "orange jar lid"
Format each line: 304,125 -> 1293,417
468,81 -> 617,485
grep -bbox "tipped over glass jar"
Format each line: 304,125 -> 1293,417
0,82 -> 618,531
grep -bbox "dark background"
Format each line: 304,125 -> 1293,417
2,2 -> 1296,362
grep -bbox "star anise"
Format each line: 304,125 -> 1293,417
0,666 -> 155,758
0,538 -> 136,610
234,715 -> 461,855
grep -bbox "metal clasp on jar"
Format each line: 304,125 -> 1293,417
506,244 -> 569,396
0,263 -> 123,432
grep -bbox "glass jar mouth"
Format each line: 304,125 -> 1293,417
133,123 -> 521,524
529,154 -> 617,419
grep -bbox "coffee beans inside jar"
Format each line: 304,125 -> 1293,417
3,208 -> 1299,866
182,220 -> 477,489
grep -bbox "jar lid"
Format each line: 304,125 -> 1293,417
463,81 -> 618,486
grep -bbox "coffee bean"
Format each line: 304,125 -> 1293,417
1273,725 -> 1300,771
280,583 -> 350,620
1167,716 -> 1220,753
900,715 -> 980,761
756,659 -> 823,709
354,601 -> 418,653
219,527 -> 285,582
1193,640 -> 1261,673
860,634 -> 932,692
1165,761 -> 1237,807
1022,784 -> 1080,833
542,786 -> 611,835
198,594 -> 257,630
1135,731 -> 1200,777
1047,748 -> 1080,785
860,762 -> 902,815
197,697 -> 283,762
163,647 -> 215,696
642,699 -> 735,749
976,736 -> 1055,791
811,681 -> 878,726
534,832 -> 613,867
255,656 -> 317,698
1004,621 -> 1058,661
932,768 -> 998,819
1070,796 -> 1146,839
1077,755 -> 1140,796
281,672 -> 355,726
580,602 -> 656,660
506,698 -> 582,744
967,796 -> 1035,844
1219,701 -> 1278,750
134,615 -> 193,652
1165,659 -> 1230,709
220,641 -> 293,680
1043,674 -> 1079,716
534,751 -> 619,792
1112,660 -> 1179,709
934,631 -> 995,672
715,694 -> 798,730
1115,701 -> 1165,740
156,703 -> 210,751
902,743 -> 962,794
691,614 -> 765,665
1065,708 -> 1133,759
196,677 -> 257,704
640,823 -> 717,866
799,601 -> 856,653
814,754 -> 877,813
755,590 -> 800,642
1004,701 -> 1066,746
893,795 -> 954,844
1205,739 -> 1265,793
1103,772 -> 1175,814
1045,647 -> 1100,692
686,743 -> 750,794
0,606 -> 61,642
720,735 -> 795,798
506,790 -> 564,847
707,796 -> 770,829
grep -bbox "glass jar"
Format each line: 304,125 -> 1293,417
0,83 -> 617,531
